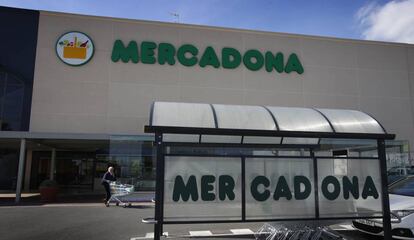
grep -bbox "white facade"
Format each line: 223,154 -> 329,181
30,11 -> 414,147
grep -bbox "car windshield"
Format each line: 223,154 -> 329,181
389,177 -> 414,197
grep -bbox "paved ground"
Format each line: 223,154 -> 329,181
0,203 -> 154,240
0,201 -> 386,240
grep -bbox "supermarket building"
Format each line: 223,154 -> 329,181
1,6 -> 414,199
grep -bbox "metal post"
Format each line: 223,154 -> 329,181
377,139 -> 392,239
154,133 -> 164,240
50,148 -> 56,180
15,138 -> 26,204
241,157 -> 246,221
311,149 -> 319,219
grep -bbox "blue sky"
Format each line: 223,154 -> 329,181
1,0 -> 413,43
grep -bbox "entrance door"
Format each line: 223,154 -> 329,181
55,151 -> 95,191
31,151 -> 95,191
30,151 -> 50,189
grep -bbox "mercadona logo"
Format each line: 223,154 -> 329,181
56,31 -> 94,66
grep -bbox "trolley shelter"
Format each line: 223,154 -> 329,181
144,102 -> 395,239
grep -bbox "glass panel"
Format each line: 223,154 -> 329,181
243,136 -> 281,144
266,106 -> 332,132
245,158 -> 315,219
201,135 -> 242,143
316,138 -> 378,158
164,156 -> 242,221
389,177 -> 414,197
107,136 -> 155,191
385,141 -> 411,184
166,146 -> 310,157
317,108 -> 384,134
6,72 -> 25,86
0,71 -> 4,100
55,151 -> 95,188
212,104 -> 276,130
283,137 -> 319,145
385,140 -> 410,169
0,139 -> 20,191
0,72 -> 4,128
1,73 -> 24,131
163,134 -> 199,143
276,150 -> 311,157
151,102 -> 215,128
167,146 -> 246,156
317,158 -> 382,218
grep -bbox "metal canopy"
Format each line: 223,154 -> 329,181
148,102 -> 393,142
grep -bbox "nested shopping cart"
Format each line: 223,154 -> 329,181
106,182 -> 134,208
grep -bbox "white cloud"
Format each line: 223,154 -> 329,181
356,0 -> 414,44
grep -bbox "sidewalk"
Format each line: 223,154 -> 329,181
0,193 -> 40,198
0,192 -> 41,205
0,192 -> 155,206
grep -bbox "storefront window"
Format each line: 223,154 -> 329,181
0,139 -> 20,191
24,137 -> 155,192
95,136 -> 155,191
54,152 -> 95,189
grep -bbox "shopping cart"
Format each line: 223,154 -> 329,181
106,182 -> 135,208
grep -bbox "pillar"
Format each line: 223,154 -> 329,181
23,150 -> 32,191
15,138 -> 26,203
50,148 -> 56,180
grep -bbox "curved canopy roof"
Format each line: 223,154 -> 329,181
148,102 -> 391,143
151,102 -> 386,133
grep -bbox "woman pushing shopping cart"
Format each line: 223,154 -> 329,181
101,166 -> 116,205
101,166 -> 134,207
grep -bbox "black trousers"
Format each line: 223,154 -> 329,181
103,182 -> 111,202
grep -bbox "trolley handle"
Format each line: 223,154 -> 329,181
142,218 -> 157,224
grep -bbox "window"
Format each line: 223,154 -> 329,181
389,177 -> 414,197
0,69 -> 25,131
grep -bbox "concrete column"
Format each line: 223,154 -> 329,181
15,138 -> 26,204
50,149 -> 56,180
23,150 -> 32,191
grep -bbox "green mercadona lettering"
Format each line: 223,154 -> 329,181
172,175 -> 379,202
111,40 -> 304,74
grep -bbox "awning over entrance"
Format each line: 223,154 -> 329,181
148,102 -> 389,144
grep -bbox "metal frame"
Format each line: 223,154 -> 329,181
0,130 -> 154,141
145,126 -> 394,140
145,125 -> 394,240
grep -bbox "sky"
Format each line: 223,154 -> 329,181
1,0 -> 414,44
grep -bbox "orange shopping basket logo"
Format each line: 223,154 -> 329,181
56,31 -> 94,66
63,37 -> 87,59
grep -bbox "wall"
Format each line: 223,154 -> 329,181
30,11 -> 414,148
